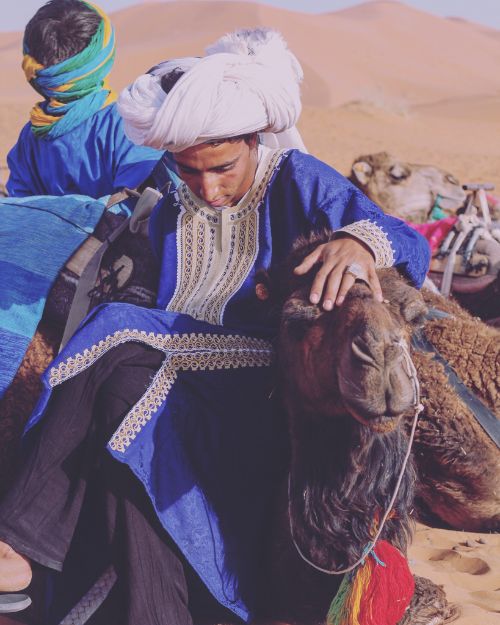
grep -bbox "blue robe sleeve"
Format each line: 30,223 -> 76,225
284,151 -> 431,288
6,126 -> 37,197
111,115 -> 162,191
7,108 -> 162,198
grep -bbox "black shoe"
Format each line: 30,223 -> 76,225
0,593 -> 31,613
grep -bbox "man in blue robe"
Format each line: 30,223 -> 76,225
0,29 -> 430,623
6,0 -> 160,198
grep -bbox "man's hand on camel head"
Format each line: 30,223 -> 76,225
294,235 -> 383,310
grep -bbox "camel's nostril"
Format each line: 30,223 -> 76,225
351,337 -> 377,365
384,341 -> 405,364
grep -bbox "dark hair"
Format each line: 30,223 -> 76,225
160,68 -> 184,95
145,65 -> 185,94
207,134 -> 258,147
24,0 -> 102,66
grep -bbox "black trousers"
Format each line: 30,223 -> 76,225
0,343 -> 237,625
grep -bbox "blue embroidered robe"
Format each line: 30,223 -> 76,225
150,148 -> 430,334
6,104 -> 161,198
28,147 -> 430,621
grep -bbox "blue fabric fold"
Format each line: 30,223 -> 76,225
28,304 -> 280,622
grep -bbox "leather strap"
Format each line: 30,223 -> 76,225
105,188 -> 134,209
59,216 -> 131,350
59,186 -> 163,351
412,309 -> 500,449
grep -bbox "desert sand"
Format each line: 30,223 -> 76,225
0,1 -> 499,622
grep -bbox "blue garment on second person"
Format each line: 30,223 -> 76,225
6,104 -> 161,198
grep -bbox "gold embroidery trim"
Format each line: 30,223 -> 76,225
48,331 -> 273,453
336,219 -> 395,268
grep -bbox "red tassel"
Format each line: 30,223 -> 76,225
327,540 -> 414,625
358,540 -> 414,625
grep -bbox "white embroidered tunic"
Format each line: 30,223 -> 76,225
166,146 -> 285,324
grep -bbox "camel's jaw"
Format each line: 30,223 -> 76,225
342,400 -> 403,433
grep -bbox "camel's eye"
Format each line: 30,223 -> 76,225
445,174 -> 459,185
281,299 -> 322,340
388,164 -> 410,181
398,298 -> 428,326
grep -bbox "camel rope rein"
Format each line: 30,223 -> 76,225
289,338 -> 423,576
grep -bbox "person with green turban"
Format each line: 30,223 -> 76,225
6,0 -> 160,198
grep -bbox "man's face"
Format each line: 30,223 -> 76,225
173,136 -> 258,208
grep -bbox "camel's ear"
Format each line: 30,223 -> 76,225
351,161 -> 373,186
379,269 -> 428,326
388,163 -> 410,181
403,300 -> 428,326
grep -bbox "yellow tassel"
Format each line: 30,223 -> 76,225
345,560 -> 372,625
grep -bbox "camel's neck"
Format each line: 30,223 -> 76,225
288,410 -> 415,571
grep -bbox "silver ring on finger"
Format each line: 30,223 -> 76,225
344,262 -> 365,281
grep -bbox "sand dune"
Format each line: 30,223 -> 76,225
3,0 -> 500,105
0,2 -> 499,622
1,0 -> 500,188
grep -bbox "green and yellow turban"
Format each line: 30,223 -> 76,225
22,1 -> 116,139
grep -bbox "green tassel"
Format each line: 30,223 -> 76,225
326,572 -> 353,625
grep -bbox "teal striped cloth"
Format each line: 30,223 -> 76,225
0,195 -> 109,398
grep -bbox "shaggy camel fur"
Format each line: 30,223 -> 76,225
349,152 -> 466,223
413,288 -> 500,530
257,230 -> 499,535
0,321 -> 59,492
257,237 -> 458,625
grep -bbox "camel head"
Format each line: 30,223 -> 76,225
350,152 -> 467,223
257,232 -> 424,579
259,232 -> 427,434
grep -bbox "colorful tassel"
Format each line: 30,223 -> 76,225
326,540 -> 414,625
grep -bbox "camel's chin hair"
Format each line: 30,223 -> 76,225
346,405 -> 401,433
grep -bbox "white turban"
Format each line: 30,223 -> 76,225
117,28 -> 306,153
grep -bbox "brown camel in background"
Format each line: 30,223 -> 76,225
349,152 -> 500,325
349,152 -> 467,223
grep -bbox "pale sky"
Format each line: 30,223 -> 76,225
2,0 -> 500,31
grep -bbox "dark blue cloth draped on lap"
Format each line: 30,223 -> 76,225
27,305 -> 279,620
